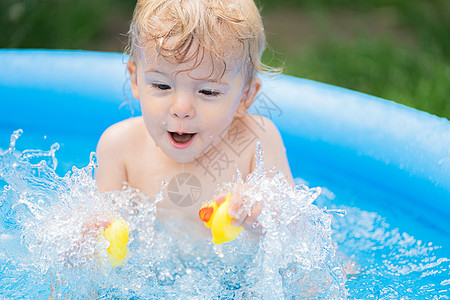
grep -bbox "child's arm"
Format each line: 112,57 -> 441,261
95,123 -> 129,193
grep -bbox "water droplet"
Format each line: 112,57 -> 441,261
325,208 -> 347,217
9,129 -> 23,151
50,143 -> 60,152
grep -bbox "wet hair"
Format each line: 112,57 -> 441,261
127,0 -> 278,82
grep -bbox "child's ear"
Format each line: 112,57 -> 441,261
236,77 -> 262,117
127,60 -> 139,100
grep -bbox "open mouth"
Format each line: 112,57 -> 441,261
168,131 -> 197,149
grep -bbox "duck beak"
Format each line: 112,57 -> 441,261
199,206 -> 214,223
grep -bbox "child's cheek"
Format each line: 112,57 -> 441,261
215,110 -> 235,136
140,104 -> 163,127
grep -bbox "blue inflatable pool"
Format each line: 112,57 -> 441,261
2,50 -> 449,201
0,50 -> 449,298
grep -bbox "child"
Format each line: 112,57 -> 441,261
95,0 -> 294,237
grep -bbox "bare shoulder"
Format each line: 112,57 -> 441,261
97,117 -> 145,153
95,117 -> 146,192
240,114 -> 294,185
239,114 -> 283,146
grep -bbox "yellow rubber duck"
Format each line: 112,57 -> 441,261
199,194 -> 243,244
103,218 -> 129,267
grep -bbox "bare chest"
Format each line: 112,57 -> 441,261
125,143 -> 254,222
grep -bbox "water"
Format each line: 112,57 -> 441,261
1,130 -> 449,299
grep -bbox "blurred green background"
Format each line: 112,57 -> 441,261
1,0 -> 449,120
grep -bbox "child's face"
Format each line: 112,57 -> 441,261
128,46 -> 261,163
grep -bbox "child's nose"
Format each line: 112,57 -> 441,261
170,93 -> 196,119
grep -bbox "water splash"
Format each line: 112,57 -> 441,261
0,133 -> 348,298
332,206 -> 450,299
210,143 -> 346,298
3,132 -> 448,298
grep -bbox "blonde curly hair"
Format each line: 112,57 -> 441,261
127,0 -> 277,82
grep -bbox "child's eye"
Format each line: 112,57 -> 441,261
199,89 -> 220,97
152,83 -> 171,90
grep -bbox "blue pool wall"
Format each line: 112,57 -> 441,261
1,49 -> 449,218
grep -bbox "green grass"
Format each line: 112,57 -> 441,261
263,37 -> 450,119
1,0 -> 449,120
0,0 -> 134,50
260,1 -> 450,120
